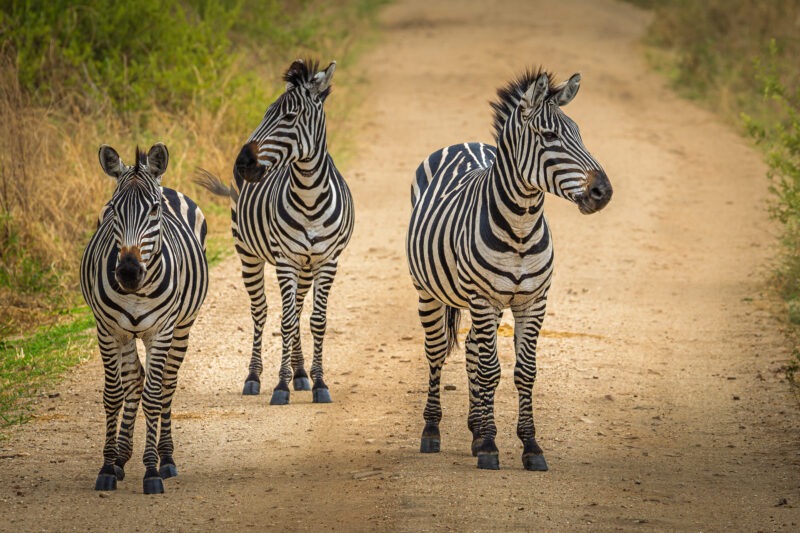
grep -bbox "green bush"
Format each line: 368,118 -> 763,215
0,0 -> 243,115
744,41 -> 800,301
634,0 -> 800,386
642,0 -> 799,121
0,0 -> 384,328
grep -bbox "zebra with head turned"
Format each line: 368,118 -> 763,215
406,68 -> 612,471
197,58 -> 353,405
81,143 -> 208,494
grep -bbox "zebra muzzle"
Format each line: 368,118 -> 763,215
235,142 -> 268,183
577,169 -> 613,214
115,249 -> 145,291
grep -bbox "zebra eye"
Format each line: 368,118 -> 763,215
284,112 -> 297,121
542,131 -> 559,142
149,203 -> 160,217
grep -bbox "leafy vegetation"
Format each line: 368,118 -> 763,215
0,0 -> 386,430
633,0 -> 800,388
0,306 -> 94,432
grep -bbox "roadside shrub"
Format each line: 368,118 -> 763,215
0,0 -> 384,336
635,0 -> 800,386
744,42 -> 800,304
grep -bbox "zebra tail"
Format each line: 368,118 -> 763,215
445,305 -> 461,357
195,168 -> 238,203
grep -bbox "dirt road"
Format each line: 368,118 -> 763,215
2,0 -> 799,530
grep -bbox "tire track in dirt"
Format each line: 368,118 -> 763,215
1,1 -> 799,531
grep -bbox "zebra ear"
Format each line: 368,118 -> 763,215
310,61 -> 336,101
147,143 -> 169,178
99,145 -> 124,179
553,73 -> 581,106
521,73 -> 549,114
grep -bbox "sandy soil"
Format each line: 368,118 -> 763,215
2,0 -> 799,530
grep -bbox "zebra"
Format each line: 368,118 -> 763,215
81,143 -> 209,494
196,58 -> 354,405
406,68 -> 612,471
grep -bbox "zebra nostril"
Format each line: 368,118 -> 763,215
590,186 -> 605,201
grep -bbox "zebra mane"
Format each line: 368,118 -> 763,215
133,146 -> 148,175
284,58 -> 332,100
490,67 -> 557,142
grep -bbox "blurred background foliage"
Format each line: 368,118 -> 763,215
0,0 -> 385,429
0,0 -> 385,335
631,0 -> 800,381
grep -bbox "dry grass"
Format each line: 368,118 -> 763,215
0,2 -> 383,338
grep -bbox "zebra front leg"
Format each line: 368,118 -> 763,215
464,326 -> 485,457
94,329 -> 126,491
469,302 -> 502,470
513,305 -> 548,471
291,269 -> 313,391
140,328 -> 173,494
157,323 -> 192,480
417,291 -> 448,453
270,264 -> 301,405
114,339 -> 144,482
240,254 -> 267,395
309,262 -> 338,403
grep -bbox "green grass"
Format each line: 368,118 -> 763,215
0,306 -> 95,436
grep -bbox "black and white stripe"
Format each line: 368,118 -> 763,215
197,59 -> 354,405
81,143 -> 208,494
406,68 -> 612,471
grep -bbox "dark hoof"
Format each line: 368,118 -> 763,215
243,380 -> 261,395
420,436 -> 440,453
471,438 -> 482,457
159,463 -> 178,479
95,473 -> 117,491
114,464 -> 125,482
143,476 -> 165,495
293,376 -> 312,391
522,453 -> 548,471
270,389 -> 290,405
477,453 -> 500,470
312,388 -> 332,403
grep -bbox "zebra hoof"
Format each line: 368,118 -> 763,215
312,388 -> 332,403
420,436 -> 440,453
270,389 -> 290,405
159,463 -> 178,479
94,473 -> 117,491
114,464 -> 125,482
293,376 -> 312,391
477,453 -> 500,470
243,380 -> 261,395
522,453 -> 548,471
143,476 -> 165,495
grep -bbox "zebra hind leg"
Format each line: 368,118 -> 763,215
291,269 -> 313,391
417,292 -> 449,453
308,263 -> 339,403
465,327 -> 483,457
240,255 -> 267,395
